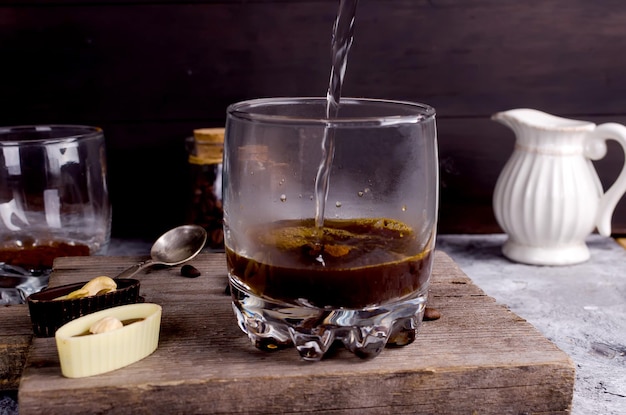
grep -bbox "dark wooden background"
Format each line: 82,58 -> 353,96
2,0 -> 626,239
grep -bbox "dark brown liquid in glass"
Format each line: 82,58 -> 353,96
0,241 -> 90,269
226,218 -> 431,309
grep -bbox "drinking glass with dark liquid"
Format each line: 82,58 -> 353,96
0,125 -> 111,303
223,97 -> 438,360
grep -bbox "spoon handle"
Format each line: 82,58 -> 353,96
114,259 -> 155,280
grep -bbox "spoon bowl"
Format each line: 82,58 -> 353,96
115,225 -> 208,279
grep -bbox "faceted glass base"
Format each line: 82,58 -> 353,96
229,276 -> 428,361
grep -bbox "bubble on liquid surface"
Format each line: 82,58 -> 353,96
401,205 -> 407,212
280,194 -> 287,202
335,201 -> 342,208
357,191 -> 364,197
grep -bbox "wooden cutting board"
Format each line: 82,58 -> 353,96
0,304 -> 31,390
14,252 -> 574,414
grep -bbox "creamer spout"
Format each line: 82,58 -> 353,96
492,108 -> 594,131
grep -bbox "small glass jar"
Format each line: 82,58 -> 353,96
186,128 -> 224,250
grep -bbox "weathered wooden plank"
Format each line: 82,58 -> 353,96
3,1 -> 626,121
0,305 -> 32,391
2,1 -> 626,237
17,252 -> 575,414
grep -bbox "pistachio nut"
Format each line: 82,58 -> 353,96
89,316 -> 123,334
54,276 -> 117,301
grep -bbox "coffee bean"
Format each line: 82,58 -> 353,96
424,307 -> 441,321
181,264 -> 201,278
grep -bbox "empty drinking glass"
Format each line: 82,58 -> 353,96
0,125 -> 111,274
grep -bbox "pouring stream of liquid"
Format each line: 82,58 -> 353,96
314,0 -> 359,230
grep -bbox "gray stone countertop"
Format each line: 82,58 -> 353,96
2,234 -> 625,414
436,234 -> 626,415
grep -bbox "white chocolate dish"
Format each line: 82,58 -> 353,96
55,303 -> 162,378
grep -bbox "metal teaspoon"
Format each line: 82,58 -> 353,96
114,225 -> 208,279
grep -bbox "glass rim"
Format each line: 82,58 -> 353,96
0,125 -> 103,146
227,97 -> 436,126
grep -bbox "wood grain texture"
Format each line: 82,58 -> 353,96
0,305 -> 32,390
16,252 -> 575,414
2,1 -> 626,237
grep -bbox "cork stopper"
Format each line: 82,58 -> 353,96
193,128 -> 225,144
190,128 -> 224,165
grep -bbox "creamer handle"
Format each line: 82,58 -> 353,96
585,123 -> 626,236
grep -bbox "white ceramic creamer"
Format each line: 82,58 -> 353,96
492,108 -> 626,265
